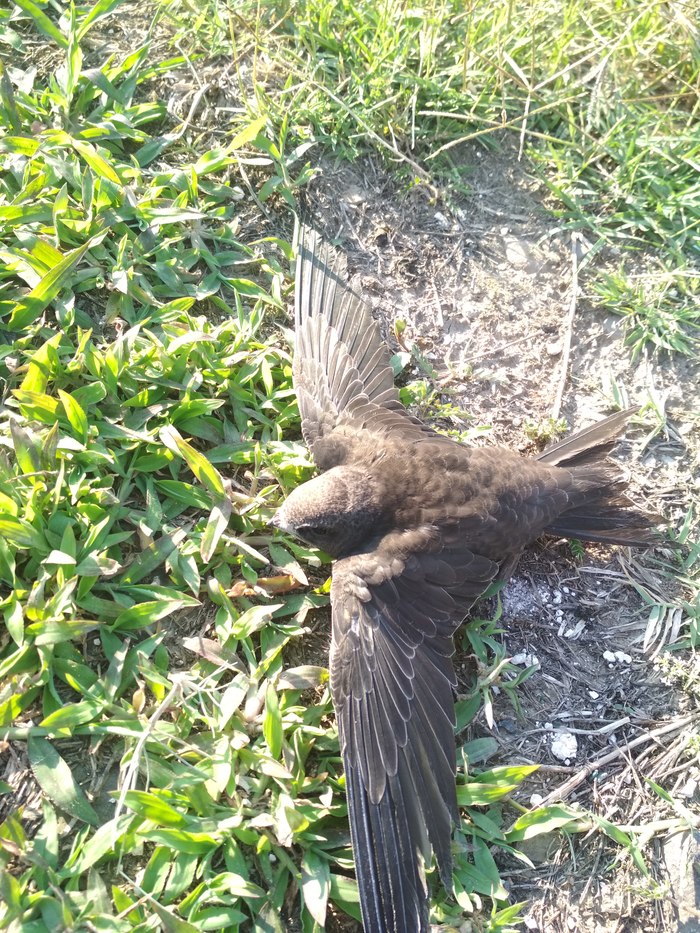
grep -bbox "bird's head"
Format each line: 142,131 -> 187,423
270,466 -> 386,558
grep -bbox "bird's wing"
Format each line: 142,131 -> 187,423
294,228 -> 441,470
330,526 -> 499,933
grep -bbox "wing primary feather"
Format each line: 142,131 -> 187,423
402,733 -> 454,888
346,762 -> 430,933
292,227 -> 450,462
294,227 -> 405,415
346,764 -> 390,933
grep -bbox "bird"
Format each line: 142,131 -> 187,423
269,227 -> 661,933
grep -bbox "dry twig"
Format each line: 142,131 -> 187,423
540,713 -> 696,807
551,233 -> 581,421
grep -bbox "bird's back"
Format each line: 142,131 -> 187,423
358,435 -> 657,565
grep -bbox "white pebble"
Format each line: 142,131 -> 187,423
551,730 -> 578,762
603,650 -> 632,665
588,690 -> 600,699
511,652 -> 539,667
524,918 -> 538,931
529,793 -> 544,806
544,722 -> 553,731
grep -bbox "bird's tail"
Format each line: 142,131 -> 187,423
538,409 -> 663,546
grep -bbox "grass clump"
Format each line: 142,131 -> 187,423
0,6 -> 340,930
164,0 -> 700,353
593,265 -> 700,357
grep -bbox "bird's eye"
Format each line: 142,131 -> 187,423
299,523 -> 327,536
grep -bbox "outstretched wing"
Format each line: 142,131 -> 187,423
293,228 -> 441,470
330,526 -> 499,933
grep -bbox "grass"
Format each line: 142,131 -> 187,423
162,0 -> 700,352
0,0 -> 697,930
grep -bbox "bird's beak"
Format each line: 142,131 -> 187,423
269,506 -> 294,534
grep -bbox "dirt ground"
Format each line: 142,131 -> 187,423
300,150 -> 700,933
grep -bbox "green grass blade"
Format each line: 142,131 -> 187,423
13,0 -> 68,48
27,736 -> 99,825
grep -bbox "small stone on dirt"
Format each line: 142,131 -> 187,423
511,651 -> 539,667
551,730 -> 578,762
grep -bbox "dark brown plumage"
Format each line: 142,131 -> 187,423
271,228 -> 661,933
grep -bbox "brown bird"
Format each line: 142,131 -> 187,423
270,229 -> 660,933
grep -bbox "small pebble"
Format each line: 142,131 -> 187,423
603,649 -> 632,665
529,793 -> 544,806
500,719 -> 518,734
551,730 -> 578,762
588,690 -> 600,699
511,652 -> 539,667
